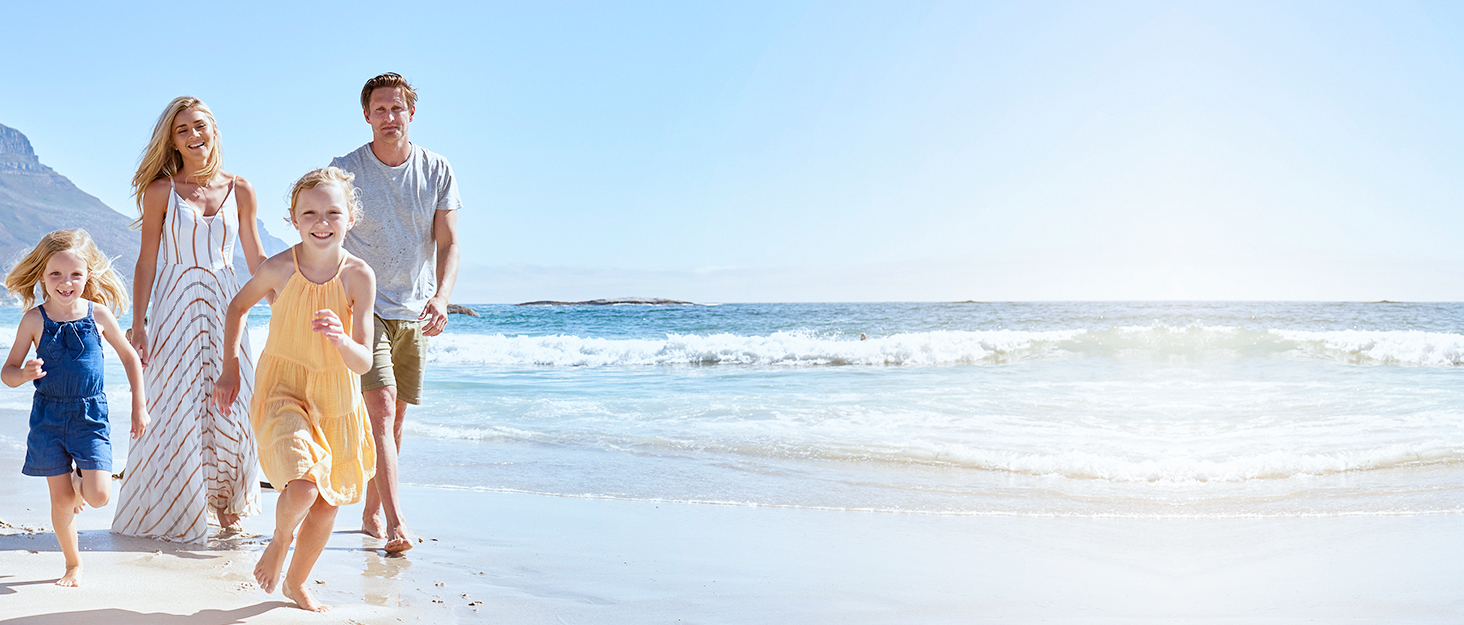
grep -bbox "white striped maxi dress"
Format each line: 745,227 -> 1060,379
112,177 -> 260,543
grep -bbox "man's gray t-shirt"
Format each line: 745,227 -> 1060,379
332,143 -> 462,321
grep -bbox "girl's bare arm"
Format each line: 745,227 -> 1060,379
1,311 -> 43,388
94,305 -> 148,438
323,258 -> 375,375
214,251 -> 291,415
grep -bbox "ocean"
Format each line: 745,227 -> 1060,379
2,301 -> 1461,520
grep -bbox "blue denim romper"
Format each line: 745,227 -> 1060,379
22,302 -> 111,477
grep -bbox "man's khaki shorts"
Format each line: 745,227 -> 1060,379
362,315 -> 427,405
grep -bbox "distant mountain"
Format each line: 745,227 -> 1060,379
0,123 -> 289,298
0,123 -> 140,286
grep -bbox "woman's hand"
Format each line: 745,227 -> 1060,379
130,326 -> 150,367
212,360 -> 240,416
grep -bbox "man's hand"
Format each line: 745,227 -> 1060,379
420,296 -> 449,337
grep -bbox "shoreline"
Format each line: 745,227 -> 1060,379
2,476 -> 1462,623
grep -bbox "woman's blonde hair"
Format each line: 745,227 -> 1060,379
288,167 -> 363,223
5,229 -> 129,314
130,96 -> 223,228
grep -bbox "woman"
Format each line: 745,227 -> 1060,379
112,96 -> 267,543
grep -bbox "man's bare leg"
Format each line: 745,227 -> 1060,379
362,387 -> 411,550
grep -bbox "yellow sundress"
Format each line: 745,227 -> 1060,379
251,250 -> 375,505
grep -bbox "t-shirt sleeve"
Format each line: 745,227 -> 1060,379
436,159 -> 463,212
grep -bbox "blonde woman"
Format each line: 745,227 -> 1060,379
112,97 -> 267,543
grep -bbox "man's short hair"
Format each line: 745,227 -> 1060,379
361,73 -> 418,111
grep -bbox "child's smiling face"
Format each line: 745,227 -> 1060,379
43,250 -> 89,307
292,184 -> 355,248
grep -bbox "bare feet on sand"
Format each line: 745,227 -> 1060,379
254,534 -> 291,593
56,563 -> 82,587
383,526 -> 413,553
362,513 -> 385,539
215,507 -> 241,530
282,582 -> 329,613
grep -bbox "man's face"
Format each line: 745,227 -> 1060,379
365,87 -> 414,143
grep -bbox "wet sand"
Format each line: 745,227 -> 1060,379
2,463 -> 1463,624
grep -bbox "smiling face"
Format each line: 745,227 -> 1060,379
43,249 -> 89,308
292,183 -> 356,248
364,86 -> 414,144
170,106 -> 216,163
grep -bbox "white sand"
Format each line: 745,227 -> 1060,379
2,447 -> 1463,623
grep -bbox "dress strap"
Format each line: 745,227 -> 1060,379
218,175 -> 237,210
291,246 -> 300,272
37,302 -> 50,322
86,302 -> 94,319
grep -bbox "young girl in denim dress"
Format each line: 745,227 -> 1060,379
2,229 -> 148,587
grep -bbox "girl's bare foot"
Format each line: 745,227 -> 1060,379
254,535 -> 291,593
282,582 -> 329,613
70,473 -> 86,514
56,563 -> 82,587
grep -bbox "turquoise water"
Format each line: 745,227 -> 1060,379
2,302 -> 1462,518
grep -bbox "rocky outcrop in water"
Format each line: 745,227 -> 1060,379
447,304 -> 480,316
516,298 -> 697,306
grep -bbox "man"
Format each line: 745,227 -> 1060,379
332,72 -> 461,552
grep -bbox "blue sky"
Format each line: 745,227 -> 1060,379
6,1 -> 1464,302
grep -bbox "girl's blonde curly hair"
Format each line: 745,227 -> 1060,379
5,229 -> 129,313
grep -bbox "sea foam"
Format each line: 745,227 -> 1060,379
421,326 -> 1464,367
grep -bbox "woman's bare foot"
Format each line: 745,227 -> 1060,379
215,507 -> 241,529
254,534 -> 292,593
56,563 -> 82,587
282,582 -> 329,613
361,513 -> 385,539
383,526 -> 413,553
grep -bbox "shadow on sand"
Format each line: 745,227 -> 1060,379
0,603 -> 288,625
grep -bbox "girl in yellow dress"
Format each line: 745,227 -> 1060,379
213,167 -> 376,613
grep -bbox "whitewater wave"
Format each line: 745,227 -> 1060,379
427,329 -> 1084,367
422,325 -> 1464,367
1272,329 -> 1464,366
405,419 -> 1464,483
893,440 -> 1463,483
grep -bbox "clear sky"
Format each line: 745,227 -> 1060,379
5,1 -> 1464,302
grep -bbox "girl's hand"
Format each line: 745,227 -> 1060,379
19,358 -> 44,382
131,407 -> 150,439
130,326 -> 150,367
312,309 -> 349,348
213,363 -> 240,417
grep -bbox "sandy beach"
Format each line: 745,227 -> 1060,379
3,462 -> 1463,624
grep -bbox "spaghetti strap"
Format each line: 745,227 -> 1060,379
217,176 -> 236,209
291,247 -> 300,272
